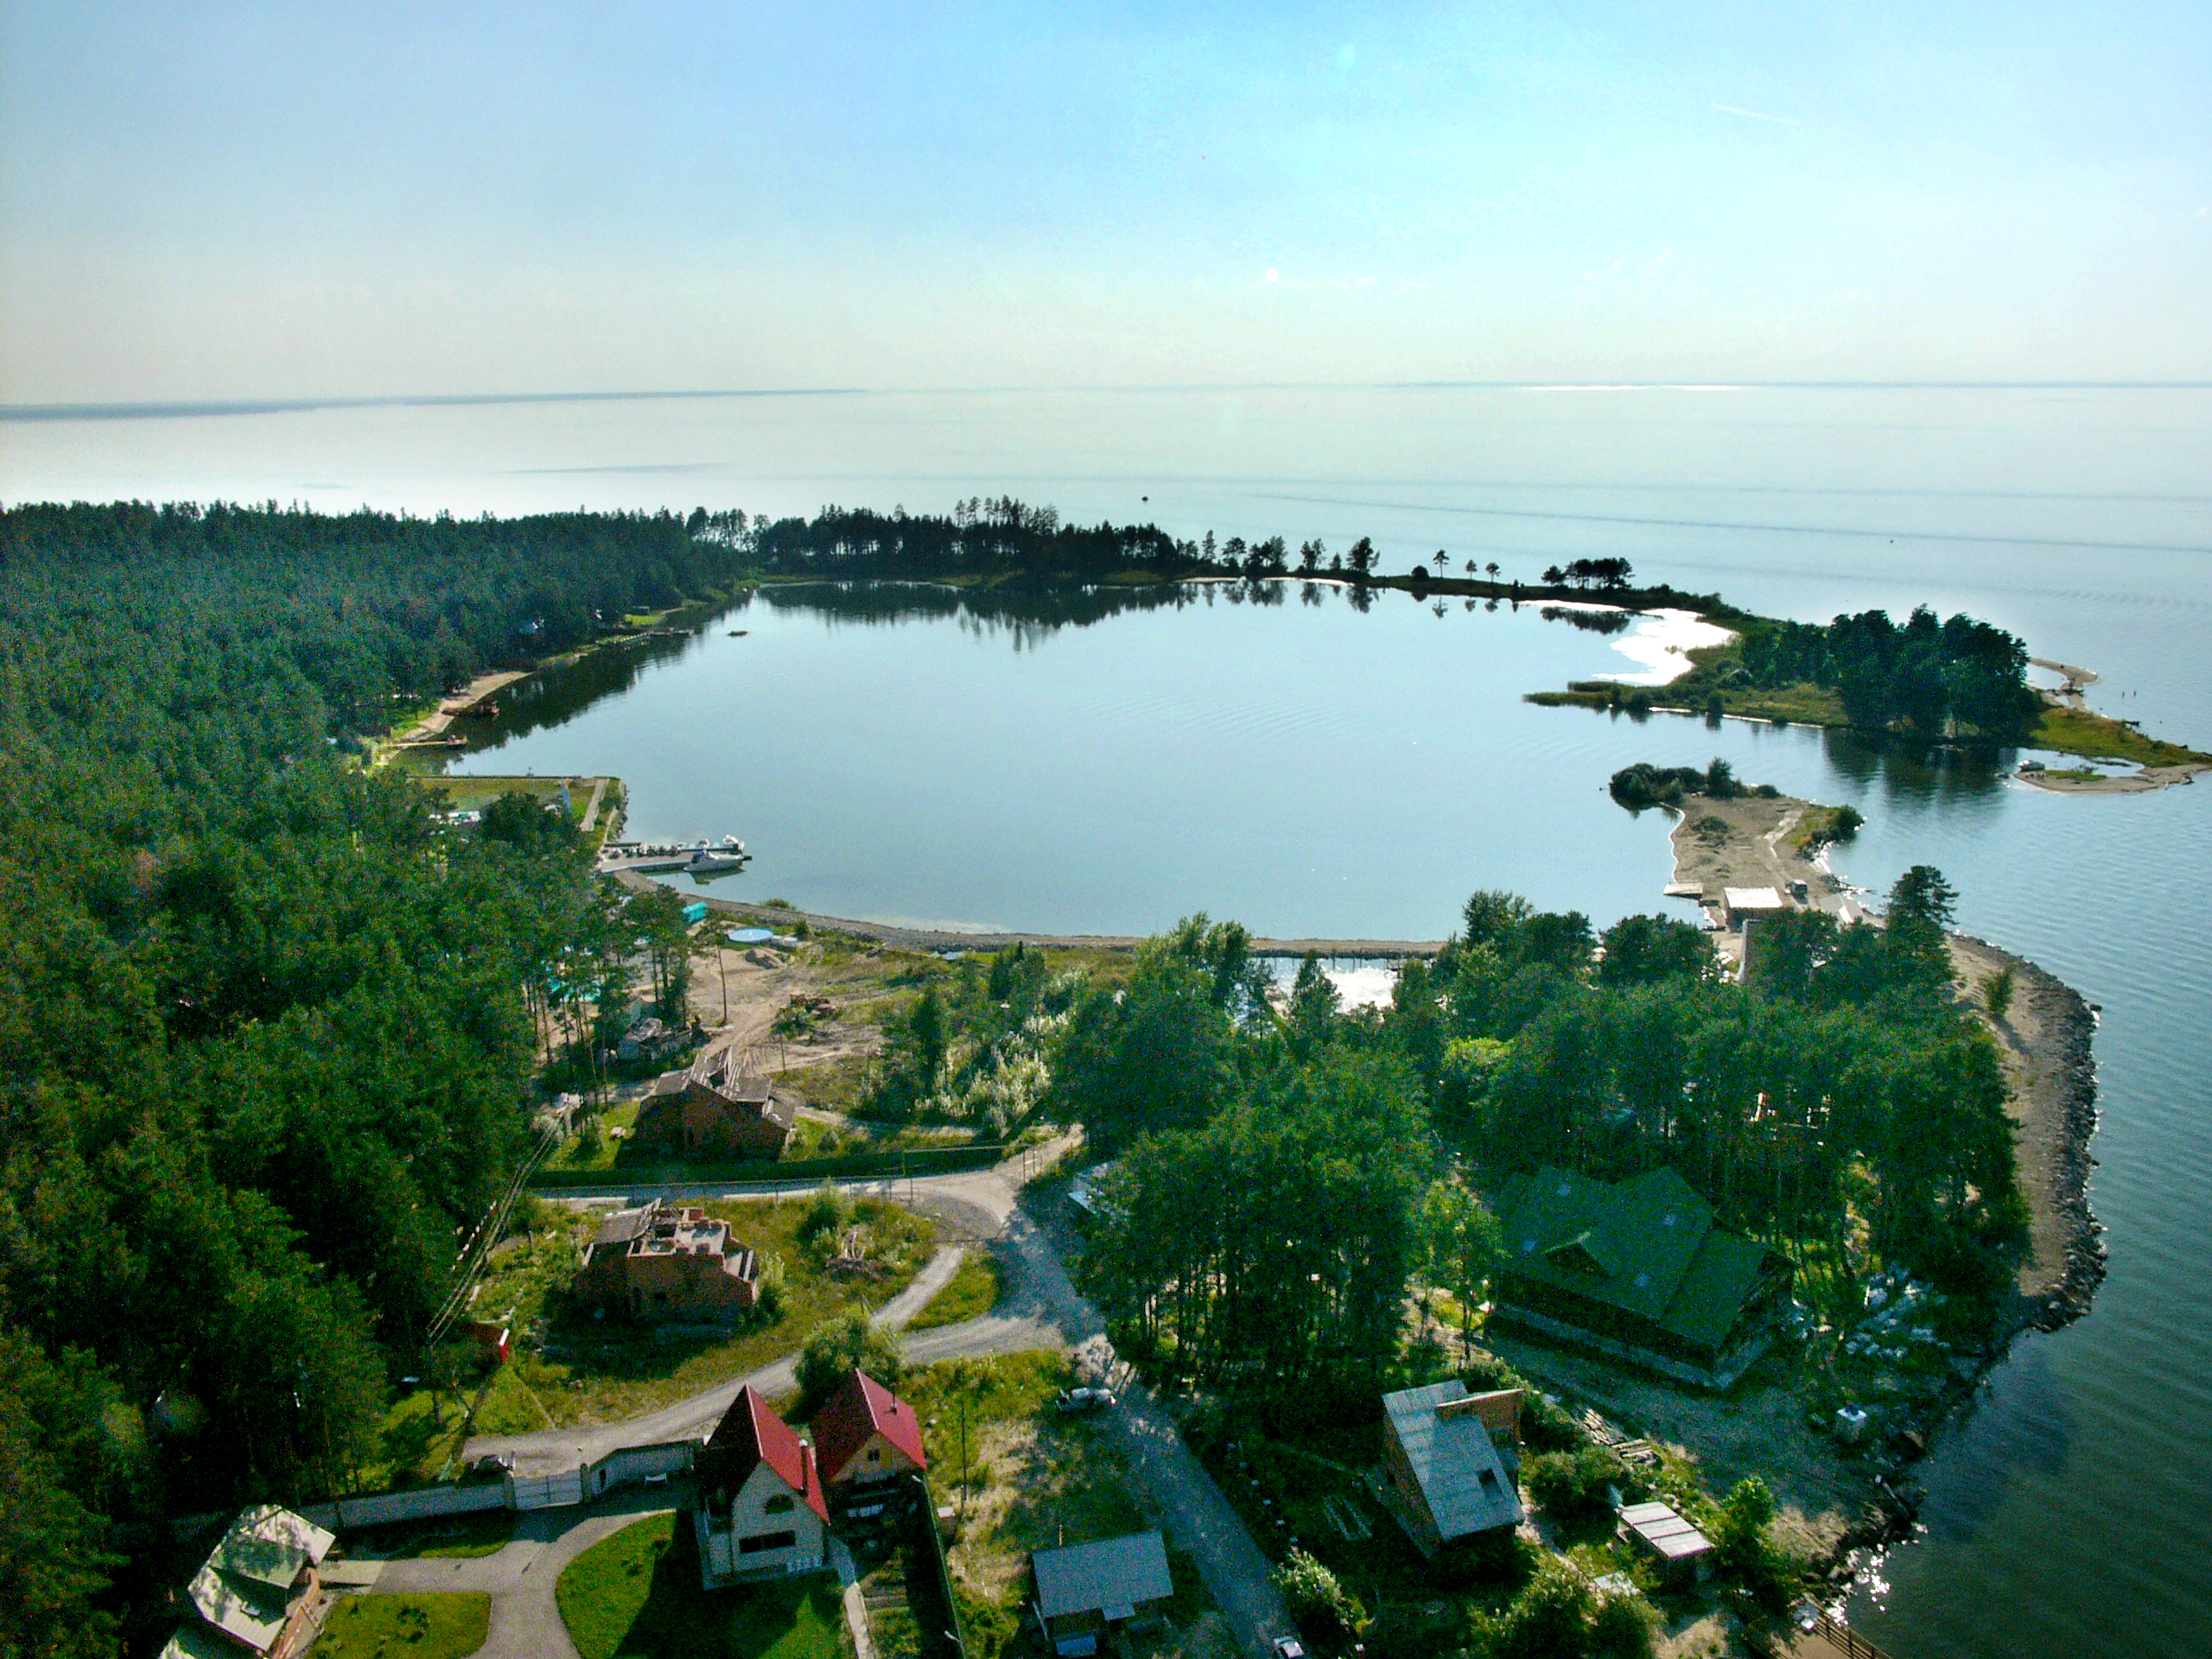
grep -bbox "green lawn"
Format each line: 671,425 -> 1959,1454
2031,704 -> 2212,766
906,1252 -> 1003,1332
556,1514 -> 851,1659
511,1196 -> 937,1428
308,1593 -> 490,1659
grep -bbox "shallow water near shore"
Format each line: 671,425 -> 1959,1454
21,382 -> 2212,1657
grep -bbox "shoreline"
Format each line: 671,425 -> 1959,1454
1638,781 -> 2107,1586
606,869 -> 1446,959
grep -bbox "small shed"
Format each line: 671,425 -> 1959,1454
1722,887 -> 1789,929
1618,1500 -> 1713,1584
1031,1532 -> 1173,1657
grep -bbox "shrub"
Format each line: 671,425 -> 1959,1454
1270,1548 -> 1365,1638
794,1306 -> 902,1408
796,1181 -> 851,1249
1525,1445 -> 1632,1519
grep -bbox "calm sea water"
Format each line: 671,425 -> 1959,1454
11,385 -> 2212,1657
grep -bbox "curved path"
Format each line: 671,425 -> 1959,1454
366,1490 -> 672,1659
424,1145 -> 1290,1657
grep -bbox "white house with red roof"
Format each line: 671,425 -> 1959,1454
693,1384 -> 830,1586
810,1369 -> 929,1494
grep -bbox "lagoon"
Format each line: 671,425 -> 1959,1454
23,379 -> 2212,1657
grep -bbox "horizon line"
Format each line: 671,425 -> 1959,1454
10,379 -> 2212,423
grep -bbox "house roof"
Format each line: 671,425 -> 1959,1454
1498,1166 -> 1779,1353
157,1624 -> 239,1659
810,1370 -> 928,1483
700,1385 -> 829,1522
185,1506 -> 334,1653
593,1205 -> 655,1249
649,1051 -> 792,1128
1619,1500 -> 1713,1560
1032,1532 -> 1173,1621
1723,887 -> 1787,912
1382,1381 -> 1523,1541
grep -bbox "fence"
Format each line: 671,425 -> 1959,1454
294,1438 -> 702,1535
530,1141 -> 1007,1192
296,1481 -> 506,1533
902,1474 -> 969,1659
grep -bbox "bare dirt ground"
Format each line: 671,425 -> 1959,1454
1477,1327 -> 1882,1570
679,932 -> 896,1084
1661,791 -> 1866,966
2016,760 -> 2209,794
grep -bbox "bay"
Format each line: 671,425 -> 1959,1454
14,383 -> 2212,1657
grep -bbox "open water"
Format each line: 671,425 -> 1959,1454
9,383 -> 2212,1657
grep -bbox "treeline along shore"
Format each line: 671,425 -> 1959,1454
0,496 -> 2149,1653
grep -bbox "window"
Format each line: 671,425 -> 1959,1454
740,1530 -> 798,1554
765,1495 -> 794,1515
867,1450 -> 881,1464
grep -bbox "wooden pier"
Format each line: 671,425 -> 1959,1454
1761,1611 -> 1898,1659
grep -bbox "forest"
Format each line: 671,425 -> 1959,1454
0,503 -> 747,1656
875,886 -> 2024,1414
1726,607 -> 2040,738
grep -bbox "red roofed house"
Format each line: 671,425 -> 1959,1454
694,1385 -> 830,1587
810,1370 -> 929,1498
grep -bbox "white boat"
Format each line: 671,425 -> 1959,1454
684,844 -> 747,873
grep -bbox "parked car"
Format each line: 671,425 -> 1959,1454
1273,1637 -> 1307,1659
468,1452 -> 514,1478
1055,1387 -> 1116,1414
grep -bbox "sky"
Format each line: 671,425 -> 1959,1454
4,0 -> 2211,404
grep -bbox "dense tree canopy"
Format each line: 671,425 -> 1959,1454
1060,874 -> 2025,1412
0,502 -> 742,1649
1735,607 -> 2038,737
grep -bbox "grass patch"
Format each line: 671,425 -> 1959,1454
2030,705 -> 2212,766
308,1593 -> 490,1659
543,1100 -> 641,1173
906,1253 -> 1003,1332
556,1514 -> 850,1659
512,1196 -> 936,1428
356,1510 -> 515,1561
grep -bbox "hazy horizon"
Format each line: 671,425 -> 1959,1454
6,1 -> 2210,408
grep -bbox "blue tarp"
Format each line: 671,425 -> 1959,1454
682,902 -> 709,925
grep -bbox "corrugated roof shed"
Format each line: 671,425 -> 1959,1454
1382,1381 -> 1524,1541
1032,1531 -> 1173,1621
1619,1500 -> 1713,1561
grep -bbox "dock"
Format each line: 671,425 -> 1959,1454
1759,1611 -> 1899,1659
597,837 -> 748,875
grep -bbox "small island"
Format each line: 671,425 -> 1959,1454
1531,595 -> 2210,791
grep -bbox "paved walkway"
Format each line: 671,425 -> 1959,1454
433,1142 -> 1288,1657
364,1490 -> 675,1659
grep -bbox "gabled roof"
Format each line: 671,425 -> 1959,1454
811,1369 -> 928,1483
1032,1532 -> 1173,1620
1499,1166 -> 1782,1352
157,1624 -> 238,1659
1382,1381 -> 1523,1541
185,1506 -> 334,1653
700,1385 -> 829,1522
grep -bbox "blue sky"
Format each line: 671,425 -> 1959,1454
4,0 -> 2209,400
